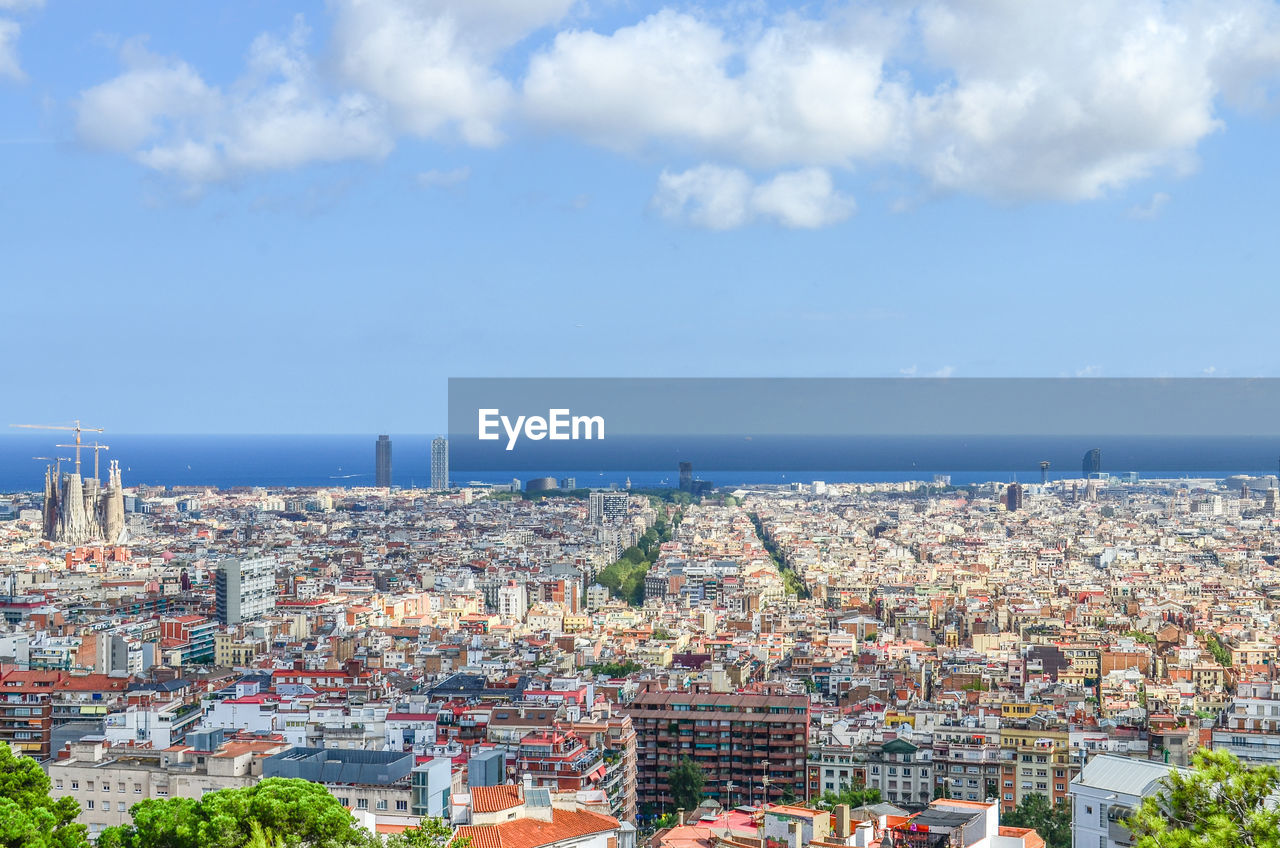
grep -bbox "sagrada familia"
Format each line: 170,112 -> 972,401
41,458 -> 126,544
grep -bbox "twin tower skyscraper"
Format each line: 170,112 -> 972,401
376,435 -> 448,490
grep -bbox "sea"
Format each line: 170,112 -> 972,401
2,433 -> 1278,494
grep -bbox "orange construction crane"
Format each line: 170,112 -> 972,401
10,420 -> 104,477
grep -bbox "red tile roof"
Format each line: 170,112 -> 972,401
457,809 -> 619,848
472,785 -> 523,813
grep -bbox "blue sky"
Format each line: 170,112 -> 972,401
2,0 -> 1280,433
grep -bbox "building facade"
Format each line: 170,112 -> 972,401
623,689 -> 809,814
214,557 -> 278,626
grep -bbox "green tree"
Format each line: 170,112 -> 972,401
0,741 -> 89,848
667,758 -> 707,812
622,546 -> 646,564
1127,749 -> 1280,848
816,782 -> 881,810
96,778 -> 376,848
1002,794 -> 1070,848
386,818 -> 471,848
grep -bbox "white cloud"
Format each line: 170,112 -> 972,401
0,0 -> 44,9
525,1 -> 1280,201
1128,191 -> 1171,219
523,10 -> 905,167
69,0 -> 1280,205
652,164 -> 854,229
417,166 -> 471,188
329,0 -> 575,146
75,23 -> 392,183
0,19 -> 23,81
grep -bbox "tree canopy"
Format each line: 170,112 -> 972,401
96,778 -> 376,848
814,783 -> 882,811
1127,749 -> 1280,848
667,758 -> 707,812
1002,794 -> 1070,848
386,818 -> 470,848
0,741 -> 90,848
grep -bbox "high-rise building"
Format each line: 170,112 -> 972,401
1082,448 -> 1102,478
678,462 -> 693,492
1005,482 -> 1024,511
431,437 -> 449,490
589,491 -> 629,524
623,690 -> 809,809
214,557 -> 278,625
375,435 -> 392,487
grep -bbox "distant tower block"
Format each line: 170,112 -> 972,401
375,435 -> 392,487
1039,461 -> 1050,484
431,436 -> 449,490
678,462 -> 693,492
1082,448 -> 1102,478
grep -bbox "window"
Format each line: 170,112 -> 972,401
87,800 -> 94,810
134,784 -> 142,794
396,800 -> 407,811
376,800 -> 388,811
86,782 -> 94,791
357,799 -> 369,810
55,781 -> 63,790
118,803 -> 127,812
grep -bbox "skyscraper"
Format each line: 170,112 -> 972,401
678,461 -> 693,492
375,435 -> 392,487
431,437 -> 449,490
1006,482 -> 1024,511
1082,448 -> 1102,478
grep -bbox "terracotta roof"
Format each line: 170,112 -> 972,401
457,808 -> 619,848
471,785 -> 523,813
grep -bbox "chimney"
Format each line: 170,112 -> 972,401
835,805 -> 852,839
676,808 -> 685,826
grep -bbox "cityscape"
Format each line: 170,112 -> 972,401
4,425 -> 1280,848
6,0 -> 1280,847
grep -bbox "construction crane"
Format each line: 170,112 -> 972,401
10,420 -> 104,477
33,456 -> 72,479
56,441 -> 109,481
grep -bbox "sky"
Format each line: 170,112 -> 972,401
2,0 -> 1280,433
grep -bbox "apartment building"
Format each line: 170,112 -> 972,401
623,689 -> 809,812
47,730 -> 289,837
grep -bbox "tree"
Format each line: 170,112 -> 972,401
667,758 -> 707,812
1002,794 -> 1070,848
96,778 -> 376,848
816,782 -> 881,811
1127,748 -> 1280,848
386,818 -> 471,848
0,741 -> 89,848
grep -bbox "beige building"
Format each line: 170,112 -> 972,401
47,731 -> 290,837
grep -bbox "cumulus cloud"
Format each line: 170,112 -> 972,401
328,0 -> 575,146
70,0 -> 1280,206
0,19 -> 22,82
652,164 -> 854,229
75,23 -> 392,183
526,0 -> 1280,201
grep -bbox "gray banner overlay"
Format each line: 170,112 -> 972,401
446,378 -> 1280,473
